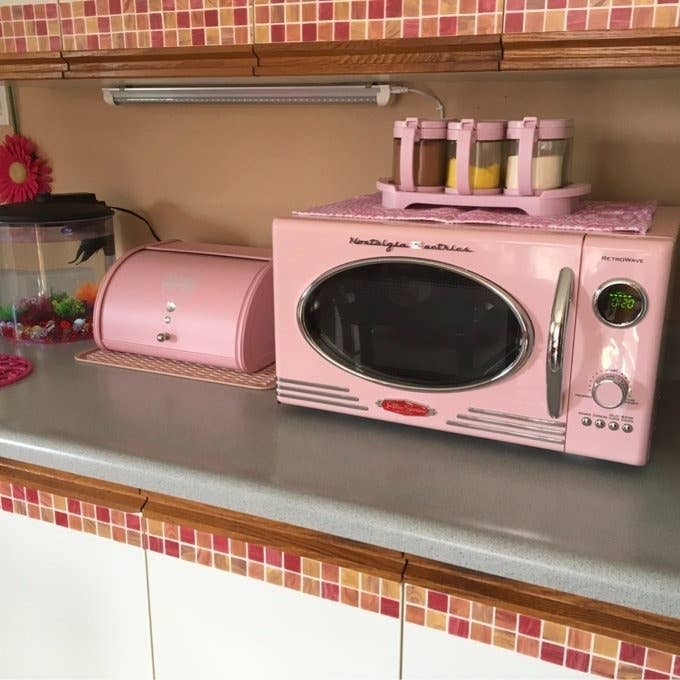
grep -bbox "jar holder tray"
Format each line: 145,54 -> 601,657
378,180 -> 591,217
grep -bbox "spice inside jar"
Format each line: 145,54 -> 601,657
392,118 -> 448,192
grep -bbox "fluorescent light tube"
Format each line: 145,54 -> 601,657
103,84 -> 396,106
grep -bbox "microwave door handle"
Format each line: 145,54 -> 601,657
546,267 -> 575,419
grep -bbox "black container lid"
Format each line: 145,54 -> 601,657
0,193 -> 114,225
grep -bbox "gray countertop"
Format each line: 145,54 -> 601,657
1,341 -> 680,618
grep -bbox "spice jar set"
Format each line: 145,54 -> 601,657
378,116 -> 591,216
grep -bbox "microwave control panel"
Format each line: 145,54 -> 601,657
565,225 -> 677,465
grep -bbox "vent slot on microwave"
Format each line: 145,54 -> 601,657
447,408 -> 566,445
276,377 -> 369,411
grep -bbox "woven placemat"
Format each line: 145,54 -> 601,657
75,347 -> 276,390
0,353 -> 33,388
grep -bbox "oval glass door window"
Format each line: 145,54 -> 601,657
298,258 -> 533,391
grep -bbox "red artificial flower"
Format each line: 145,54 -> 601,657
0,134 -> 52,204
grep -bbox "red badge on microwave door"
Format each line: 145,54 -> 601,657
376,399 -> 436,417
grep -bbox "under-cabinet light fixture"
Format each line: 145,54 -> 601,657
103,84 -> 399,106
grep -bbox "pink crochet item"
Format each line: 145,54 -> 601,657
0,353 -> 32,387
294,193 -> 656,233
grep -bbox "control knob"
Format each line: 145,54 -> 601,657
591,373 -> 629,410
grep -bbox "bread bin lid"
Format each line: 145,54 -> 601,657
0,193 -> 114,225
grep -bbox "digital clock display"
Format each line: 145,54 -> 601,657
595,281 -> 647,327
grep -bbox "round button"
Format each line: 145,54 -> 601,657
166,301 -> 176,312
595,418 -> 606,429
164,315 -> 172,324
581,417 -> 592,426
622,423 -> 634,433
608,421 -> 619,431
592,373 -> 629,410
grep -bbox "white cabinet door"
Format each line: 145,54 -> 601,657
403,622 -> 593,679
147,552 -> 401,680
0,510 -> 154,680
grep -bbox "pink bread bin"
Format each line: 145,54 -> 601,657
93,240 -> 274,372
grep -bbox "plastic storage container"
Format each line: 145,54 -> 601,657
93,241 -> 275,373
446,119 -> 506,195
392,118 -> 448,192
505,117 -> 574,195
0,193 -> 114,344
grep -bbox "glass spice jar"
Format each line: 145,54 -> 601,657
446,119 -> 506,195
392,118 -> 448,193
504,117 -> 574,195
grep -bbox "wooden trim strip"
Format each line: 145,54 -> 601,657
0,457 -> 144,512
254,36 -> 501,75
501,29 -> 680,70
0,51 -> 66,80
405,555 -> 680,654
143,491 -> 405,581
63,45 -> 256,78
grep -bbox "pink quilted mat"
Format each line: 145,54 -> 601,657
0,354 -> 32,388
293,193 -> 656,233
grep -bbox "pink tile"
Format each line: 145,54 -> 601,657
23,5 -> 35,19
126,514 -> 141,531
494,609 -> 517,631
380,597 -> 400,618
46,3 -> 58,18
566,649 -> 590,672
11,484 -> 25,500
504,12 -> 524,31
247,544 -> 264,562
321,582 -> 340,601
109,0 -> 122,13
609,7 -> 631,28
567,10 -> 586,28
148,535 -> 163,553
67,498 -> 81,515
368,0 -> 384,17
319,2 -> 333,18
95,506 -> 110,523
478,0 -> 496,10
541,642 -> 565,666
55,511 -> 68,528
62,19 -> 74,34
213,535 -> 228,553
644,672 -> 669,680
98,16 -> 111,31
620,643 -> 646,667
448,616 -> 470,638
25,488 -> 39,504
150,12 -> 163,28
427,591 -> 448,613
49,36 -> 60,49
1,497 -> 13,512
438,16 -> 457,34
84,0 -> 96,14
321,563 -> 339,582
233,7 -> 247,24
164,540 -> 180,558
518,615 -> 541,637
283,553 -> 301,572
403,17 -> 419,35
385,0 -> 402,16
674,658 -> 680,675
271,24 -> 285,41
334,21 -> 349,39
302,23 -> 317,40
265,547 -> 282,567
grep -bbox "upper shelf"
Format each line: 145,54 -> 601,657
2,29 -> 680,80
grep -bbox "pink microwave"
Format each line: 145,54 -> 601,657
273,209 -> 679,465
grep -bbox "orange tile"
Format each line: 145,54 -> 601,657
219,7 -> 234,24
471,623 -> 492,645
517,635 -> 539,657
111,15 -> 124,30
0,482 -> 11,496
40,507 -> 54,523
214,553 -> 229,571
545,9 -> 566,29
301,3 -> 316,20
341,587 -> 359,607
230,539 -> 246,557
406,604 -> 425,625
67,514 -> 83,530
350,20 -> 367,38
616,664 -> 642,680
86,17 -> 98,33
406,585 -> 426,605
318,21 -> 333,39
586,8 -> 609,28
27,504 -> 41,520
631,6 -> 653,26
127,530 -> 142,547
335,1 -> 350,18
493,629 -> 515,651
591,655 -> 616,678
112,526 -> 126,543
524,10 -> 545,31
13,500 -> 26,515
646,649 -> 673,673
181,545 -> 196,562
450,597 -> 470,617
471,602 -> 493,624
97,523 -> 112,539
112,32 -> 126,47
361,573 -> 380,594
426,609 -> 447,631
360,592 -> 380,613
340,568 -> 360,589
231,557 -> 247,575
284,572 -> 301,590
653,6 -> 678,27
367,19 -> 384,38
494,609 -> 517,631
302,558 -> 321,578
266,567 -> 283,585
543,621 -> 567,644
303,577 -> 320,596
321,563 -> 339,583
403,0 -> 419,14
196,549 -> 212,567
254,25 -> 269,41
163,522 -> 178,539
381,580 -> 400,601
567,628 -> 592,651
205,27 -> 220,43
285,4 -> 300,21
99,35 -> 113,49
83,518 -> 97,534
385,18 -> 401,36
593,635 -> 619,659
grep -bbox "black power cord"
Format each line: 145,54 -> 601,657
110,206 -> 161,242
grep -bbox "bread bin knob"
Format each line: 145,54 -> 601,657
156,332 -> 170,343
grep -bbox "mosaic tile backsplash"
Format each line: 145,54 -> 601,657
405,584 -> 680,679
1,477 -> 679,679
0,1 -> 61,54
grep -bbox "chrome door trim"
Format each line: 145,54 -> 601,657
296,257 -> 534,393
546,267 -> 574,419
